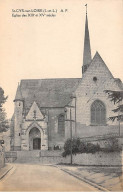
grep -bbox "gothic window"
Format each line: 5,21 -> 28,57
91,100 -> 106,125
58,114 -> 65,136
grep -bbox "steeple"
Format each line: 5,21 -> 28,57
82,4 -> 92,75
14,83 -> 23,102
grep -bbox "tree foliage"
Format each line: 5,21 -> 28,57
105,90 -> 123,122
62,137 -> 121,157
0,87 -> 9,133
102,137 -> 121,152
62,138 -> 100,157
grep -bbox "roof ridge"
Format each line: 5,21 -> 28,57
21,78 -> 81,81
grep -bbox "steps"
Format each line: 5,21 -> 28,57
15,150 -> 40,163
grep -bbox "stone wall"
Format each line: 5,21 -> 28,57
14,101 -> 23,150
65,53 -> 123,140
47,108 -> 65,149
4,149 -> 123,166
62,151 -> 123,166
3,131 -> 11,152
37,151 -> 123,166
0,146 -> 5,168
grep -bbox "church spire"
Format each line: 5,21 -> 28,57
14,83 -> 23,102
82,4 -> 92,75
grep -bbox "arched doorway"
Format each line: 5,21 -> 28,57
29,127 -> 41,150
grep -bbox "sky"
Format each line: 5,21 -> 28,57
0,0 -> 123,119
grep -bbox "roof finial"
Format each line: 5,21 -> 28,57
85,4 -> 87,15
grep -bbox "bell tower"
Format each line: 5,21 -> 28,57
13,83 -> 23,150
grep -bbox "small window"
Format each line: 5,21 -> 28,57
91,100 -> 106,125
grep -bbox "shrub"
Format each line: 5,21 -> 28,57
62,137 -> 122,157
72,138 -> 81,154
78,141 -> 86,153
62,138 -> 101,157
85,143 -> 100,154
102,138 -> 122,153
62,138 -> 81,157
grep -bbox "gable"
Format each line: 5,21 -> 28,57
26,101 -> 44,120
83,52 -> 113,81
75,52 -> 122,96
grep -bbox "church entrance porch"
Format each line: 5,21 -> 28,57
29,127 -> 41,150
21,121 -> 48,151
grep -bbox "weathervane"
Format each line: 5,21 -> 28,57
85,4 -> 87,15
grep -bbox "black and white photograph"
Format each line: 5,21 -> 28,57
0,0 -> 123,192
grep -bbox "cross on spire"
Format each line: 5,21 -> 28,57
85,4 -> 87,15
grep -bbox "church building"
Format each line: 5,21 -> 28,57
10,9 -> 123,151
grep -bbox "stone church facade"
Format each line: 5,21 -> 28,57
10,11 -> 123,151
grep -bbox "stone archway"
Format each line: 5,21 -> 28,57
29,127 -> 41,150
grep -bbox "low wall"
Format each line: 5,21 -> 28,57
3,150 -> 123,166
0,147 -> 5,168
62,151 -> 123,166
40,156 -> 61,164
5,151 -> 17,163
38,151 -> 122,166
40,150 -> 62,157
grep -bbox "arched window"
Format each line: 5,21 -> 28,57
58,114 -> 65,136
91,100 -> 106,125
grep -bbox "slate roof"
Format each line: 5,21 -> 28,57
18,78 -> 81,112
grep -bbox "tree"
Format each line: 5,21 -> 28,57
0,87 -> 9,133
105,90 -> 123,122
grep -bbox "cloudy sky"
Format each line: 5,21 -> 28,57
0,0 -> 123,118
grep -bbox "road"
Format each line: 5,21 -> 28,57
0,163 -> 100,192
